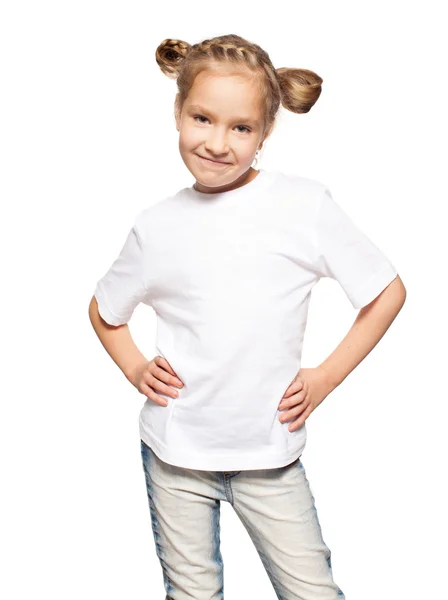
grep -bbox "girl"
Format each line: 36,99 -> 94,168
90,34 -> 406,600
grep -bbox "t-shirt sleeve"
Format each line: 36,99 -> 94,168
93,220 -> 148,326
311,186 -> 398,309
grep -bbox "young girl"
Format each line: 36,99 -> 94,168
90,33 -> 406,600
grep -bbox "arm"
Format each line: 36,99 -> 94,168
317,274 -> 406,391
88,295 -> 148,384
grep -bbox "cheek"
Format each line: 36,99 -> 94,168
179,127 -> 202,149
239,144 -> 259,162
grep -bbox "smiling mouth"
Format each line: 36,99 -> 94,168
197,155 -> 231,165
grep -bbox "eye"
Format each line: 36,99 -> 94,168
193,115 -> 209,124
193,115 -> 251,133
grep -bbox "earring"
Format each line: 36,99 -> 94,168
253,149 -> 260,168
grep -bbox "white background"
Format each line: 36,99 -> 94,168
1,1 -> 447,598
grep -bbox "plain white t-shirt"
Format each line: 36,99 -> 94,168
93,169 -> 398,471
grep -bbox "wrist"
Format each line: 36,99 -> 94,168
316,364 -> 341,393
124,357 -> 148,386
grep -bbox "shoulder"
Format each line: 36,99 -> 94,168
269,170 -> 329,217
275,170 -> 328,197
133,187 -> 188,242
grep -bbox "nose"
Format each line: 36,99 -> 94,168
204,128 -> 230,157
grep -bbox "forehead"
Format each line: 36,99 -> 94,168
185,72 -> 264,123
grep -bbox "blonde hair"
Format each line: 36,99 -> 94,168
155,33 -> 323,141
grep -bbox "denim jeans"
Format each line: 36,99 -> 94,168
140,439 -> 345,599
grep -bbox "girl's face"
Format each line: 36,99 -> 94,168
175,70 -> 268,194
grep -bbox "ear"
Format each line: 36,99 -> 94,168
260,123 -> 273,146
174,95 -> 181,132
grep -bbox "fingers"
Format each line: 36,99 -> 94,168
282,376 -> 306,398
279,396 -> 312,429
140,356 -> 185,406
278,391 -> 307,414
156,355 -> 176,375
140,382 -> 170,407
279,379 -> 307,407
287,401 -> 315,432
145,371 -> 180,399
154,356 -> 184,387
151,363 -> 183,389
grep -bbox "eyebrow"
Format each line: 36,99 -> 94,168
187,104 -> 260,125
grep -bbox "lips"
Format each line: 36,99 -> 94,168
197,155 -> 230,165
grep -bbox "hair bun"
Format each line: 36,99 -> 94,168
155,39 -> 191,79
276,67 -> 323,114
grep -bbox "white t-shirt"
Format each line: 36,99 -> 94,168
94,169 -> 398,471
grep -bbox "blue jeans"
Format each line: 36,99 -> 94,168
140,439 -> 345,599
